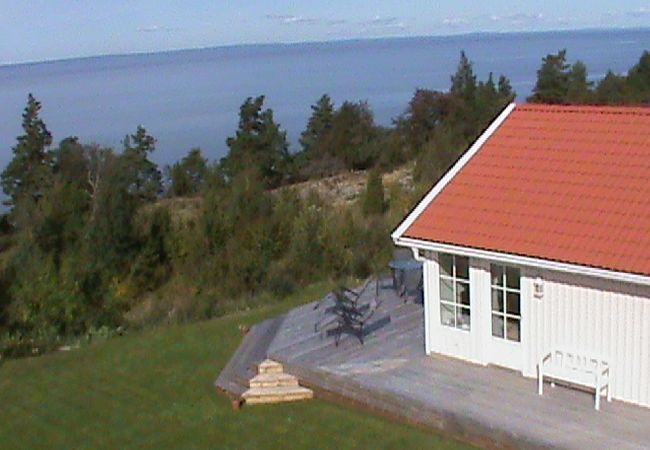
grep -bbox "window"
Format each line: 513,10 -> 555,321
439,253 -> 470,331
490,264 -> 521,342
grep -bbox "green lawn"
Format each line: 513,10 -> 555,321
0,283 -> 472,449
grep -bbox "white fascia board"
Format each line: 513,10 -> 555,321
391,102 -> 516,242
396,236 -> 650,287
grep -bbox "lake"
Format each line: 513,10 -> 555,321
0,28 -> 648,168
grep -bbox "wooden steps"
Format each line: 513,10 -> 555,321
250,372 -> 299,388
258,359 -> 284,374
242,385 -> 314,404
215,316 -> 286,398
241,359 -> 313,405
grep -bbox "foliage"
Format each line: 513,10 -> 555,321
2,49 -> 648,357
400,52 -> 513,184
450,51 -> 478,104
413,128 -> 464,185
566,61 -> 593,104
1,94 -> 53,210
300,94 -> 335,155
594,71 -> 631,105
122,126 -> 162,203
167,148 -> 208,197
295,98 -> 385,175
528,49 -> 650,106
627,51 -> 650,103
528,49 -> 571,104
221,96 -> 291,188
362,169 -> 386,217
129,206 -> 173,294
398,89 -> 460,153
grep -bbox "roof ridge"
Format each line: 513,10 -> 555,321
517,103 -> 650,116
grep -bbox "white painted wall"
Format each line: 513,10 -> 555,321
421,250 -> 650,408
525,269 -> 650,407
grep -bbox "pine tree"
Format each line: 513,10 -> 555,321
627,51 -> 650,103
362,169 -> 386,217
222,96 -> 291,188
497,75 -> 516,103
300,94 -> 334,155
122,126 -> 162,203
528,49 -> 571,104
450,51 -> 477,104
476,73 -> 500,124
1,94 -> 53,207
566,61 -> 593,104
326,101 -> 378,170
401,89 -> 457,153
167,148 -> 208,197
594,71 -> 630,105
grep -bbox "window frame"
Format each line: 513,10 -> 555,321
490,264 -> 522,342
439,253 -> 471,331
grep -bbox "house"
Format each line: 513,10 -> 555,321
392,103 -> 650,408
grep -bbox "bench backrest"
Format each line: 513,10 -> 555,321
541,349 -> 608,387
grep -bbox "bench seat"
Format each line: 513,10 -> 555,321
537,348 -> 612,410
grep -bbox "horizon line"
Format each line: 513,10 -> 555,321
1,25 -> 648,69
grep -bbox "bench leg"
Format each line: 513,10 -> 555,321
607,382 -> 612,403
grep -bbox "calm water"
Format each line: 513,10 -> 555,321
0,28 -> 648,168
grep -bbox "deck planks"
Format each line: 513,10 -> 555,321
218,278 -> 650,449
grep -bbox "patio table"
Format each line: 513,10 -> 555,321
388,259 -> 423,292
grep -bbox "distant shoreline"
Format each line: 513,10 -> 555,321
2,25 -> 648,69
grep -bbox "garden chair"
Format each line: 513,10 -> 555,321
399,267 -> 423,304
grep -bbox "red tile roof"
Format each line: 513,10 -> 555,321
404,104 -> 650,277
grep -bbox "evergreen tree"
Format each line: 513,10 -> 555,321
594,71 -> 631,105
627,51 -> 650,103
53,137 -> 90,190
122,126 -> 162,203
497,75 -> 516,103
566,61 -> 593,104
222,96 -> 291,188
362,169 -> 386,217
167,148 -> 208,197
413,128 -> 462,185
450,51 -> 477,104
130,206 -> 172,293
476,73 -> 500,124
86,149 -> 138,272
1,94 -> 53,208
528,49 -> 571,104
400,89 -> 458,153
300,94 -> 334,155
325,101 -> 378,170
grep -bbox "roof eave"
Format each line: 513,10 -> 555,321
395,236 -> 650,287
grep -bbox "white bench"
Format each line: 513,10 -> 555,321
537,348 -> 612,410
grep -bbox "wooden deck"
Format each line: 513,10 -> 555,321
219,279 -> 650,449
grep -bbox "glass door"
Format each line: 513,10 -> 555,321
488,264 -> 523,370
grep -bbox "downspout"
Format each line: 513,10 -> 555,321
410,246 -> 430,354
411,247 -> 425,262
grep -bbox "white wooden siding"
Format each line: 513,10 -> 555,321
525,269 -> 650,408
421,251 -> 650,408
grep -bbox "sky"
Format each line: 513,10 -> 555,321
1,1 -> 649,64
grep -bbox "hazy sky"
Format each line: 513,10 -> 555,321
1,1 -> 649,64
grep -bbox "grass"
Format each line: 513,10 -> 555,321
0,282 -> 472,449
